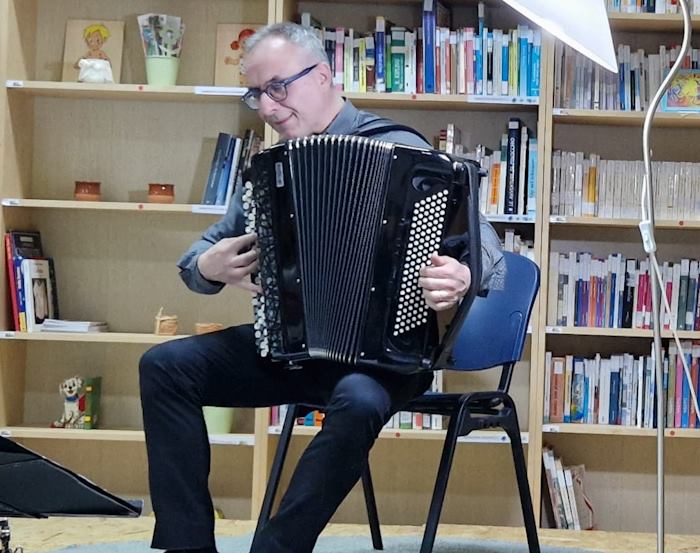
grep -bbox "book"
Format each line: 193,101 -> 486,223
80,376 -> 102,429
201,133 -> 234,205
4,234 -> 19,330
21,258 -> 56,332
5,230 -> 44,332
214,24 -> 262,87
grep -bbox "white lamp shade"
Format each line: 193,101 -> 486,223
502,0 -> 618,73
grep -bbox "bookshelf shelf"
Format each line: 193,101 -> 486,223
549,216 -> 700,230
553,108 -> 700,128
1,198 -> 227,215
545,326 -> 700,340
0,331 -> 189,344
345,91 -> 539,111
5,82 -> 539,111
543,423 -> 700,439
5,80 -> 246,103
488,214 -> 536,224
607,12 -> 700,32
268,425 -> 529,444
0,426 -> 255,445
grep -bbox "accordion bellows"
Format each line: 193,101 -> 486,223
244,135 -> 477,374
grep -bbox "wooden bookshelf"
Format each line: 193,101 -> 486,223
553,108 -> 700,128
0,331 -> 191,344
549,216 -> 700,230
0,426 -> 255,445
5,80 -> 247,102
269,425 -> 530,444
1,198 -> 228,214
607,11 -> 700,32
543,423 -> 700,439
545,326 -> 700,340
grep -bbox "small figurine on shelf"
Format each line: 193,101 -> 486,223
50,376 -> 102,429
154,306 -> 178,335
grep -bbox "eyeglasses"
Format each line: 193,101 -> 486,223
241,64 -> 318,110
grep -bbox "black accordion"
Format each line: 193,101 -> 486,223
243,135 -> 481,374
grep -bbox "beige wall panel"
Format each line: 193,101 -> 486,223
269,436 -> 529,527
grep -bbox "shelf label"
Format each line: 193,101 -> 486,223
0,331 -> 16,339
489,214 -> 536,223
194,86 -> 247,96
553,108 -> 567,115
191,204 -> 227,215
547,326 -> 562,334
550,215 -> 567,223
5,80 -> 24,88
0,429 -> 11,437
467,94 -> 538,105
543,424 -> 560,433
1,198 -> 20,206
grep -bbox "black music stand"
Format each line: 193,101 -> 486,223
0,436 -> 141,552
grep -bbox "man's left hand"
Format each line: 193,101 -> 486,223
418,253 -> 472,312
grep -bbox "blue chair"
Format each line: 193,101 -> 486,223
255,251 -> 540,553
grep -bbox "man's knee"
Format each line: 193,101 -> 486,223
139,342 -> 177,398
326,374 -> 391,430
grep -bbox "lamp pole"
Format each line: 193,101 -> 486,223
639,2 -> 692,552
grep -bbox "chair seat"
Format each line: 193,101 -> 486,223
404,390 -> 505,416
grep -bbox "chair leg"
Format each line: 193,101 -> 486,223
253,404 -> 298,539
361,464 -> 383,550
420,409 -> 465,553
502,408 -> 541,553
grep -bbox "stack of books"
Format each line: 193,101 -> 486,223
41,319 -> 108,333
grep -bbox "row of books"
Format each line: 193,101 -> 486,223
546,252 -> 700,332
544,350 -> 658,428
449,118 -> 536,218
502,229 -> 535,261
544,343 -> 700,429
200,129 -> 260,206
269,369 -> 444,431
551,151 -> 700,221
606,0 -> 700,14
541,446 -> 593,531
300,1 -> 541,98
3,230 -> 109,333
553,41 -> 695,112
4,230 -> 58,332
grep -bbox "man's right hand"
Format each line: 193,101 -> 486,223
196,233 -> 262,293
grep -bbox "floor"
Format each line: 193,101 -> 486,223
6,517 -> 700,552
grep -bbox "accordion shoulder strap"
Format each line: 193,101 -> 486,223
352,118 -> 429,145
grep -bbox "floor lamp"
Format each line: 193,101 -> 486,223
494,2 -> 695,552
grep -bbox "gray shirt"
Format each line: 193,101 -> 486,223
177,100 -> 503,294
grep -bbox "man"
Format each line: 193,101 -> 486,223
139,22 -> 503,553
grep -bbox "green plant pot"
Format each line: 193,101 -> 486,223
203,406 -> 234,434
145,56 -> 180,85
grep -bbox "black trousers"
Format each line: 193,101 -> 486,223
139,324 -> 433,553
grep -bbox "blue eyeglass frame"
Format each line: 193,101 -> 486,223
242,63 -> 319,109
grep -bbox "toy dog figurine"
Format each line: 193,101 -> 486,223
51,376 -> 84,428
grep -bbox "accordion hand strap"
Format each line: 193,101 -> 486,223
352,119 -> 430,145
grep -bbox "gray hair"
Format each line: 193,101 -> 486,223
243,22 -> 329,69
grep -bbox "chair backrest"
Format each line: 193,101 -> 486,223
446,252 -> 540,374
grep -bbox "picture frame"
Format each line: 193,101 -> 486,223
661,69 -> 700,112
62,19 -> 125,83
214,23 -> 261,87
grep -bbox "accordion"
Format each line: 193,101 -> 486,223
243,135 -> 481,374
